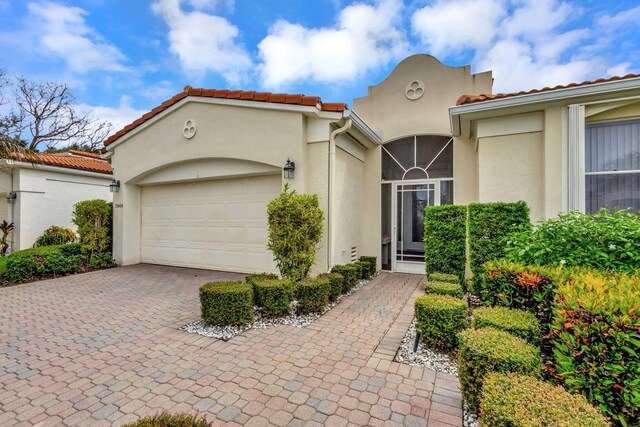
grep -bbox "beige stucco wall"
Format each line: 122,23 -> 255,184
333,146 -> 364,265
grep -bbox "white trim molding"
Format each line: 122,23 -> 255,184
567,104 -> 585,212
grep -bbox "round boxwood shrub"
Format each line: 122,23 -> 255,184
317,272 -> 343,302
122,411 -> 212,427
459,327 -> 542,411
415,294 -> 468,350
425,281 -> 464,299
428,272 -> 459,284
199,281 -> 254,326
331,265 -> 359,292
358,256 -> 377,277
297,277 -> 330,314
254,279 -> 293,317
472,306 -> 540,345
480,373 -> 610,427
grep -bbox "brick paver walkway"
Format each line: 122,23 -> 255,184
0,265 -> 462,426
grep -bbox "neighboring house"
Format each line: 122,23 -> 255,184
103,54 -> 640,275
0,150 -> 113,251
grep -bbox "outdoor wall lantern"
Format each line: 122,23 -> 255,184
283,158 -> 295,179
6,191 -> 16,203
109,179 -> 121,193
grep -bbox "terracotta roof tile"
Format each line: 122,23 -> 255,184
457,73 -> 640,105
103,86 -> 349,149
10,152 -> 112,175
67,150 -> 102,159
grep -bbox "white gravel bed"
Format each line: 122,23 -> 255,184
181,276 -> 372,341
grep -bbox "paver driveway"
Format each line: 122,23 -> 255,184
0,265 -> 462,426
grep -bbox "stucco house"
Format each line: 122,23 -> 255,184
0,150 -> 113,251
103,54 -> 640,275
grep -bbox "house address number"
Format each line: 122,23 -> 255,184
115,204 -> 123,208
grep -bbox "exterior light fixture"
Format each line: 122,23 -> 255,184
6,192 -> 16,203
283,158 -> 295,180
109,179 -> 121,193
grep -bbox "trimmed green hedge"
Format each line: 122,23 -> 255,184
472,306 -> 540,345
297,277 -> 330,314
199,281 -> 253,326
358,256 -> 377,277
253,279 -> 293,317
459,327 -> 541,411
468,201 -> 530,291
5,244 -> 84,282
245,272 -> 279,285
424,205 -> 467,281
331,265 -> 359,292
424,281 -> 464,299
428,272 -> 459,284
317,272 -> 343,302
415,294 -> 468,350
353,261 -> 371,280
551,270 -> 640,426
122,412 -> 212,427
480,373 -> 610,427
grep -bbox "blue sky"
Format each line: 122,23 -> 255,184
1,0 -> 639,133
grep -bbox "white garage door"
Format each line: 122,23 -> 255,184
140,174 -> 280,273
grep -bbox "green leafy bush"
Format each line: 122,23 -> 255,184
199,281 -> 253,326
72,199 -> 112,257
505,209 -> 640,274
415,294 -> 468,350
353,261 -> 371,280
253,279 -> 293,317
33,225 -> 76,247
267,184 -> 324,281
317,272 -> 343,302
424,205 -> 467,280
480,260 -> 568,327
550,270 -> 640,426
472,306 -> 540,345
424,281 -> 464,298
89,252 -> 116,269
297,277 -> 330,314
5,244 -> 84,282
480,373 -> 610,427
331,265 -> 359,292
358,256 -> 377,277
458,327 -> 542,411
468,201 -> 530,291
245,273 -> 279,285
122,412 -> 212,427
428,272 -> 459,284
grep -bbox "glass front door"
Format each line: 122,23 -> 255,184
392,180 -> 439,273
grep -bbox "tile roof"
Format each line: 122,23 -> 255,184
103,85 -> 349,150
10,152 -> 113,175
456,73 -> 640,105
66,149 -> 103,159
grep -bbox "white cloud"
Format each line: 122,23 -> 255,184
76,95 -> 147,132
257,0 -> 408,89
152,0 -> 251,84
26,1 -> 127,74
411,0 -> 506,56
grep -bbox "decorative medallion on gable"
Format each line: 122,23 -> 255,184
183,119 -> 197,139
405,80 -> 425,100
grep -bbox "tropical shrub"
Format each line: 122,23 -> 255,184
550,270 -> 640,426
199,282 -> 253,326
296,277 -> 330,314
89,252 -> 116,269
317,272 -> 343,302
458,327 -> 542,411
472,306 -> 540,345
480,373 -> 610,427
267,184 -> 324,281
253,279 -> 293,317
424,205 -> 467,280
33,225 -> 76,247
122,412 -> 212,427
428,272 -> 459,284
5,244 -> 84,282
424,281 -> 464,298
0,220 -> 14,256
331,265 -> 359,292
72,199 -> 112,257
505,209 -> 640,274
468,201 -> 530,290
358,256 -> 377,277
415,294 -> 468,350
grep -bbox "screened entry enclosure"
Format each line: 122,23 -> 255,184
381,135 -> 453,273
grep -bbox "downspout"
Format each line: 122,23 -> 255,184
328,118 -> 352,270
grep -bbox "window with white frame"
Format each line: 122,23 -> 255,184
585,120 -> 640,213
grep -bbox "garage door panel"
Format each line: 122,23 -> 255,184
140,175 -> 279,273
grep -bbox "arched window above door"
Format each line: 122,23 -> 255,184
381,135 -> 453,181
